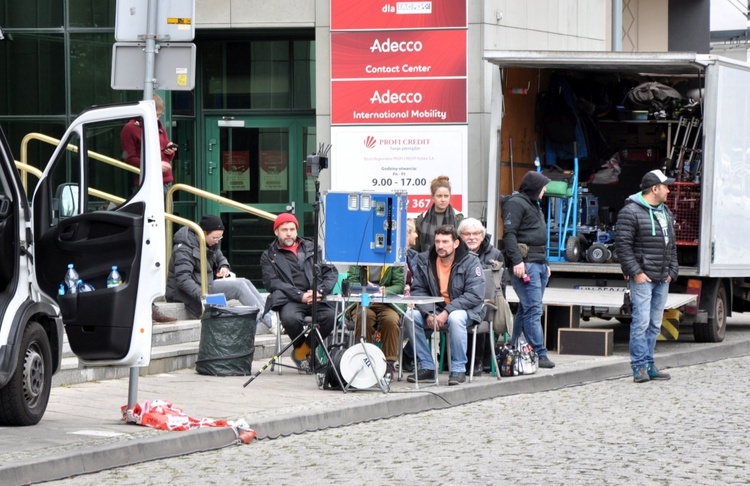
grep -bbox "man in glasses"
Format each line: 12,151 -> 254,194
404,224 -> 485,385
458,217 -> 504,375
166,214 -> 271,327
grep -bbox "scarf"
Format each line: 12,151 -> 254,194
419,204 -> 459,251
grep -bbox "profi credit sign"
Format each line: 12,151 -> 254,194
330,125 -> 468,213
329,0 -> 468,215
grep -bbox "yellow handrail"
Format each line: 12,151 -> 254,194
16,132 -> 279,296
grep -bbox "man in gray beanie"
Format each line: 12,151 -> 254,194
502,171 -> 555,368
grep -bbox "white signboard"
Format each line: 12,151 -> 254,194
330,125 -> 468,216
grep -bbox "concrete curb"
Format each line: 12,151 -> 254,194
3,339 -> 749,484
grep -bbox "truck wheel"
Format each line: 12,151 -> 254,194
565,236 -> 581,262
693,283 -> 727,343
0,322 -> 52,426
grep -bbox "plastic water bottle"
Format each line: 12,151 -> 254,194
77,279 -> 95,292
64,263 -> 79,294
106,266 -> 123,288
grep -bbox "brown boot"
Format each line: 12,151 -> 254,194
152,304 -> 177,323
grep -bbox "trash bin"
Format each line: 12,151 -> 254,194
196,305 -> 259,376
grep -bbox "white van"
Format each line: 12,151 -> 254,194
0,101 -> 166,425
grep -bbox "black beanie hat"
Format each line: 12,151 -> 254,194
199,214 -> 224,232
519,171 -> 551,199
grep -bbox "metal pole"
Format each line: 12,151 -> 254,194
129,0 -> 160,410
612,0 -> 622,52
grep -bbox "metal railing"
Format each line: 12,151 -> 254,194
17,132 -> 278,295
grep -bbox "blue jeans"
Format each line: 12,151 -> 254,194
510,262 -> 549,359
404,308 -> 469,373
629,279 -> 669,369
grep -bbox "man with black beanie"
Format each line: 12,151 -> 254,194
502,171 -> 555,368
165,214 -> 272,328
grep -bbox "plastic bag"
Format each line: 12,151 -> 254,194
514,333 -> 539,375
589,152 -> 622,185
121,400 -> 230,431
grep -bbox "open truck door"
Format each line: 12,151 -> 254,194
31,101 -> 166,367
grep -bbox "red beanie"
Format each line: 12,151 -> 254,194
273,212 -> 299,232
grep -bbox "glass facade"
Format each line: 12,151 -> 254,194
201,38 -> 315,111
0,0 -> 139,170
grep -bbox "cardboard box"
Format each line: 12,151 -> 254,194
557,328 -> 614,356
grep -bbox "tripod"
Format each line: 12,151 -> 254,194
244,148 -> 345,391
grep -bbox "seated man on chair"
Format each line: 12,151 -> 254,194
260,213 -> 338,374
405,225 -> 485,385
347,265 -> 405,373
166,215 -> 273,329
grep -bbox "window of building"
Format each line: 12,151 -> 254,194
202,38 -> 315,111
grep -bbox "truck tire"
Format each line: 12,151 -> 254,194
693,283 -> 727,343
0,322 -> 52,426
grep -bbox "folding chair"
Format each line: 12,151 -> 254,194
468,268 -> 503,382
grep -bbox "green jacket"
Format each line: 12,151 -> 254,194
347,265 -> 405,296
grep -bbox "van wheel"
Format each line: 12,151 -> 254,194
0,322 -> 52,426
694,283 -> 727,343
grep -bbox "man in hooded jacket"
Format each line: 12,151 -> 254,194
502,171 -> 556,369
615,169 -> 677,383
165,215 -> 271,329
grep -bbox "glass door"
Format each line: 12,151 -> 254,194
204,116 -> 315,282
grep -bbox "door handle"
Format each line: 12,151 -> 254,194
286,201 -> 295,214
59,224 -> 77,241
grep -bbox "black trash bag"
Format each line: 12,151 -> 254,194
196,305 -> 259,376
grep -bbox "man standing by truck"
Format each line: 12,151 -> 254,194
502,171 -> 555,369
616,169 -> 678,383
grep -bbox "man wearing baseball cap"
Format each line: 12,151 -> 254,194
615,169 -> 678,383
260,213 -> 338,373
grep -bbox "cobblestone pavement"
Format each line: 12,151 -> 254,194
49,355 -> 750,485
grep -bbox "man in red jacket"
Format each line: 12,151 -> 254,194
120,93 -> 177,193
121,94 -> 178,323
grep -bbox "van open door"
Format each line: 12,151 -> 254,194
31,101 -> 166,367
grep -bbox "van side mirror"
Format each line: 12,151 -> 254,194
56,183 -> 79,219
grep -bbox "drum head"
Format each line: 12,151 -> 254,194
339,343 -> 387,389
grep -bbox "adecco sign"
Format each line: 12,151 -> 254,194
331,30 -> 467,79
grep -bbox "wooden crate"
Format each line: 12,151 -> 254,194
557,328 -> 614,356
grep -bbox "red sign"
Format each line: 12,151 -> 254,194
331,30 -> 466,79
331,78 -> 466,125
331,0 -> 467,31
408,194 -> 463,213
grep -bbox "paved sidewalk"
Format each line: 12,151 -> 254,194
2,321 -> 750,485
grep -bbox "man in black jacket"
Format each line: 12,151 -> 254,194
616,169 -> 678,383
458,217 -> 504,374
502,171 -> 555,369
260,213 -> 338,374
165,215 -> 270,326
